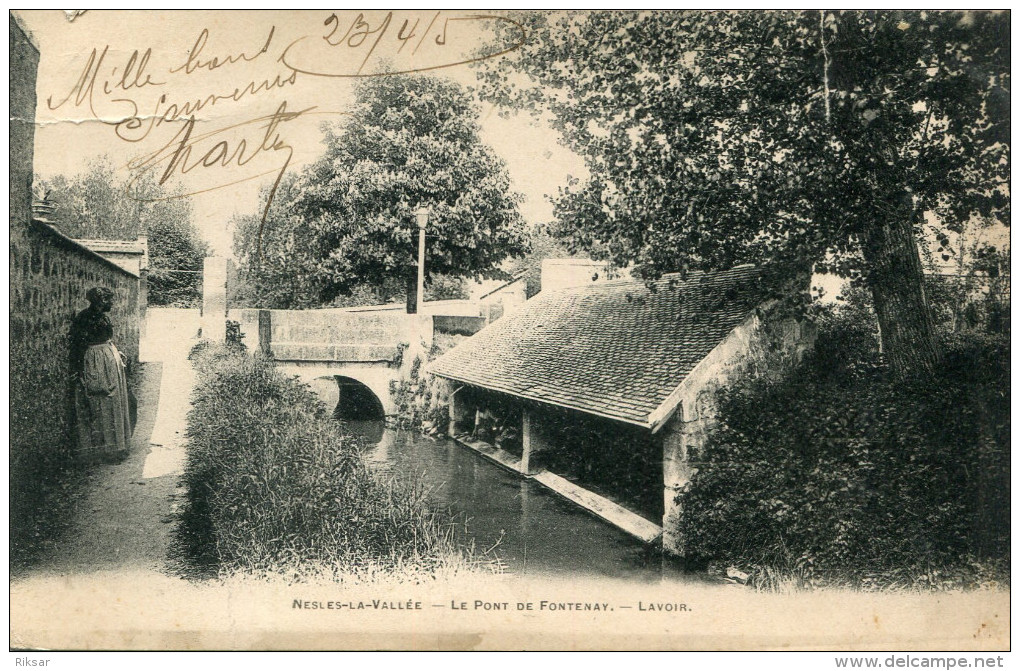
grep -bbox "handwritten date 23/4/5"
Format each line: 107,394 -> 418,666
280,11 -> 527,78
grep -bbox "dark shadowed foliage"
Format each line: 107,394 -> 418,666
675,308 -> 1009,591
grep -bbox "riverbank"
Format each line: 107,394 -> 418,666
176,344 -> 480,580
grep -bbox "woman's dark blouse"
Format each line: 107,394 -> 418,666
69,307 -> 114,374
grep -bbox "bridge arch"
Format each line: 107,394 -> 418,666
282,363 -> 399,417
334,376 -> 386,420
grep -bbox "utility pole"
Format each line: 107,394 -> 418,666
415,207 -> 428,315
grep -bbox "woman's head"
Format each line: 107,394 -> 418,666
86,287 -> 115,311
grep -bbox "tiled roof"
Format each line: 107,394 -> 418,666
428,265 -> 766,428
74,239 -> 146,254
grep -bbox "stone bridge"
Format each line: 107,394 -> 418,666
232,308 -> 434,418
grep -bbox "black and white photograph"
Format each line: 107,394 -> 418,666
8,9 -> 1010,655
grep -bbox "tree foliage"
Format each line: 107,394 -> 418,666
146,219 -> 208,307
36,161 -> 140,240
235,74 -> 529,311
922,222 -> 1011,334
233,173 -> 325,309
35,158 -> 208,306
475,10 -> 1009,373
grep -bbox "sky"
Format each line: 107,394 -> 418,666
18,9 -> 587,258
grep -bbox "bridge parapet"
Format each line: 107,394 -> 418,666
229,307 -> 434,418
270,309 -> 417,345
231,308 -> 432,356
271,343 -> 401,363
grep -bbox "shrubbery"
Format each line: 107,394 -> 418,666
391,333 -> 465,435
675,310 -> 1009,591
176,345 -> 474,580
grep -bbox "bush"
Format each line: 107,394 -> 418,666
176,345 -> 475,580
392,334 -> 465,435
675,313 -> 1010,591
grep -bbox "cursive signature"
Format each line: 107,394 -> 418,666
127,101 -> 315,256
46,45 -> 165,123
115,69 -> 298,143
43,12 -> 524,252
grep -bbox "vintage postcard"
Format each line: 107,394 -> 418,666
9,9 -> 1010,654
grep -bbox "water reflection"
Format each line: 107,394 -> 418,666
347,419 -> 674,582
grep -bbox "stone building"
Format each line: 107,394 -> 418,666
427,265 -> 815,555
539,258 -> 632,292
9,12 -> 36,227
73,237 -> 148,276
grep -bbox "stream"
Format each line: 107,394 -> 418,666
347,419 -> 683,582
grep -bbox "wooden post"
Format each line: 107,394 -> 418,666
137,234 -> 148,322
258,309 -> 272,356
415,208 -> 428,315
202,257 -> 228,342
520,409 -> 534,475
448,385 -> 458,437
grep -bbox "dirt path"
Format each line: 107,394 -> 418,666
17,308 -> 200,578
22,361 -> 180,575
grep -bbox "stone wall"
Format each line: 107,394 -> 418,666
236,306 -> 433,377
10,11 -> 142,503
540,258 -> 633,293
660,302 -> 816,555
265,308 -> 421,348
9,13 -> 37,229
433,314 -> 487,336
11,222 -> 141,475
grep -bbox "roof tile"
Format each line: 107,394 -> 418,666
428,266 -> 765,426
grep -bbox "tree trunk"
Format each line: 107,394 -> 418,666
862,213 -> 940,377
405,273 -> 417,314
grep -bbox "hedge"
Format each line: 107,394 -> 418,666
675,316 -> 1009,591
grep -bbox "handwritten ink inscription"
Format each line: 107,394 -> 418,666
127,101 -> 311,199
281,11 -> 526,78
41,10 -> 526,239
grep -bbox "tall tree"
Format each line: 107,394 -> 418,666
233,139 -> 491,310
285,73 -> 529,313
35,158 -> 208,306
475,10 -> 1009,375
232,173 -> 327,309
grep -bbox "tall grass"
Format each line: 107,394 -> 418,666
175,344 -> 478,581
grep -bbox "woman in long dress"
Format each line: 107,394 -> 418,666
70,287 -> 132,463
